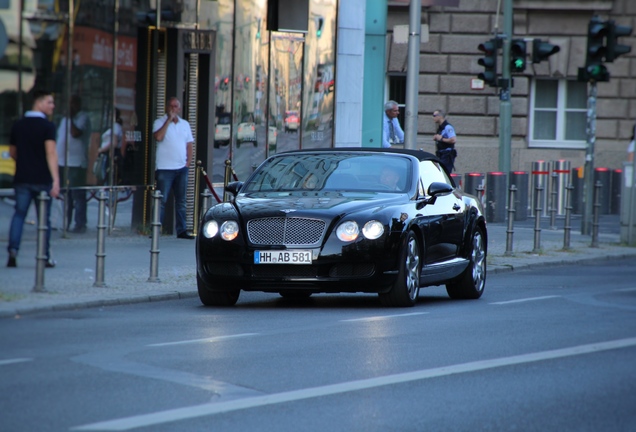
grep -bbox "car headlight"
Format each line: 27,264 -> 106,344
362,220 -> 384,240
203,220 -> 218,238
336,221 -> 359,242
220,220 -> 239,241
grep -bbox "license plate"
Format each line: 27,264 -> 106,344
254,250 -> 312,264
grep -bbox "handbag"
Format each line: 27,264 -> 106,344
93,153 -> 109,184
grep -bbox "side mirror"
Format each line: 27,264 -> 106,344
428,182 -> 453,197
225,181 -> 244,197
418,182 -> 453,208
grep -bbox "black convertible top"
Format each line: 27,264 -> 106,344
285,147 -> 439,162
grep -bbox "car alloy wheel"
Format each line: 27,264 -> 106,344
446,226 -> 486,300
379,231 -> 420,307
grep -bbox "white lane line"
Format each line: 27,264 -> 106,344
0,358 -> 33,366
147,333 -> 259,347
71,337 -> 636,431
617,287 -> 636,292
340,312 -> 429,322
490,295 -> 561,305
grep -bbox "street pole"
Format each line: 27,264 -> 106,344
404,0 -> 421,150
498,0 -> 512,175
581,81 -> 597,235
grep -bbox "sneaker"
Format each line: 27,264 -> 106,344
45,259 -> 56,268
7,252 -> 17,268
177,232 -> 195,240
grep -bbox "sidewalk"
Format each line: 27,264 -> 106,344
1,195 -> 635,318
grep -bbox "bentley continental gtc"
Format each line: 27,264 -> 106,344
196,148 -> 487,307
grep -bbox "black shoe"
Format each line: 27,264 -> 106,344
177,232 -> 195,240
45,259 -> 56,268
7,254 -> 17,268
70,226 -> 87,234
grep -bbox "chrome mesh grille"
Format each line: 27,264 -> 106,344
247,217 -> 326,245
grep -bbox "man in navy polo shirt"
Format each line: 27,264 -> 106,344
7,90 -> 59,268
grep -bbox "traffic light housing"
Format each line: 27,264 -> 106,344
531,39 -> 560,63
510,39 -> 527,72
220,77 -> 230,91
606,20 -> 632,62
578,16 -> 610,82
316,17 -> 324,38
477,38 -> 499,87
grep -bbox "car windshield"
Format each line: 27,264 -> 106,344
243,153 -> 412,193
217,115 -> 231,125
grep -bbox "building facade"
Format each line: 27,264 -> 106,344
385,0 -> 635,175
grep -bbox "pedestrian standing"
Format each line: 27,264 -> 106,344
382,100 -> 404,148
57,95 -> 92,233
432,109 -> 457,173
153,97 -> 195,239
7,90 -> 59,268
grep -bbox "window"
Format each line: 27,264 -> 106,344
529,79 -> 587,149
388,74 -> 406,128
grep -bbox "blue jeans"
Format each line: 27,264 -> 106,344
60,166 -> 87,229
8,184 -> 53,259
155,167 -> 189,235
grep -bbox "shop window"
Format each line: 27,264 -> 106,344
529,78 -> 587,149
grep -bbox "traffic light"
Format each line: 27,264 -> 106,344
510,39 -> 527,72
531,39 -> 560,63
244,76 -> 251,86
316,17 -> 324,38
477,38 -> 498,87
606,20 -> 632,62
220,77 -> 230,91
578,16 -> 610,82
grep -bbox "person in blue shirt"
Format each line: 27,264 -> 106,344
433,109 -> 457,173
382,100 -> 404,148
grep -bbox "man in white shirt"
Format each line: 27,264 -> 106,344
57,95 -> 91,233
153,97 -> 194,239
382,100 -> 404,148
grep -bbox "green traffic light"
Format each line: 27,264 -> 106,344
514,59 -> 524,69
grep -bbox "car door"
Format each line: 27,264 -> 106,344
418,161 -> 464,264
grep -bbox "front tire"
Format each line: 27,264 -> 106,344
197,274 -> 240,306
446,226 -> 486,299
379,231 -> 421,307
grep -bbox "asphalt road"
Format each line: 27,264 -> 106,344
1,258 -> 635,432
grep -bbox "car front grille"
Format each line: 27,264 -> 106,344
247,217 -> 326,245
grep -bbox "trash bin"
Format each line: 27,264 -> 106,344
450,173 -> 462,189
486,172 -> 507,223
611,168 -> 622,215
464,172 -> 485,205
594,167 -> 611,215
510,171 -> 529,221
531,161 -> 550,216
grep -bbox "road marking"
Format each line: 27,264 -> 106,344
0,358 -> 33,366
147,333 -> 259,347
340,312 -> 428,322
617,287 -> 636,292
70,337 -> 636,431
490,295 -> 561,305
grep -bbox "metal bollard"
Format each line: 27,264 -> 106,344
193,161 -> 202,237
223,159 -> 233,202
563,184 -> 573,250
532,185 -> 543,253
33,191 -> 50,292
591,180 -> 602,248
549,172 -> 558,230
94,189 -> 107,287
200,189 -> 212,222
505,185 -> 516,256
148,189 -> 162,282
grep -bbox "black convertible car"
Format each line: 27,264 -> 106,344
196,148 -> 487,307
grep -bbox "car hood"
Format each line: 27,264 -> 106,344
234,191 -> 407,220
